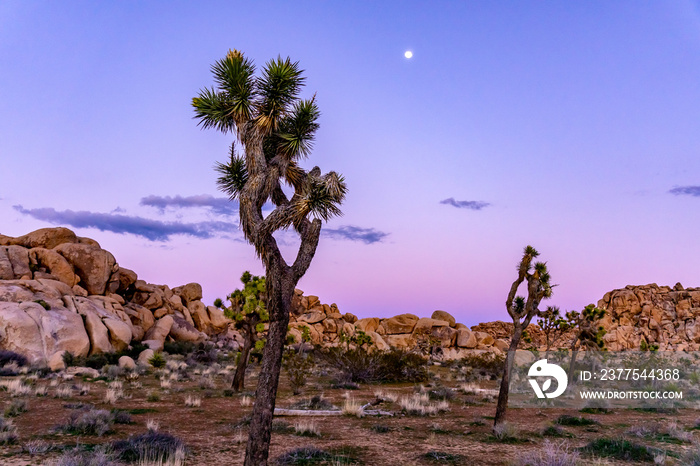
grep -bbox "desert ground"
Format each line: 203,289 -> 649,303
0,346 -> 698,466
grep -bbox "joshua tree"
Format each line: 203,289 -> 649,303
214,271 -> 268,392
193,50 -> 346,465
566,304 -> 606,382
537,305 -> 572,354
494,246 -> 553,427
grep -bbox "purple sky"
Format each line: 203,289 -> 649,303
2,1 -> 700,326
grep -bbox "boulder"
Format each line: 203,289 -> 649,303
367,331 -> 389,350
431,310 -> 456,327
343,313 -> 358,323
138,349 -> 155,365
144,315 -> 174,349
4,246 -> 31,278
413,317 -> 449,334
474,331 -> 495,347
493,339 -> 510,352
355,317 -> 380,333
124,303 -> 155,334
172,283 -> 202,305
115,267 -> 137,293
431,326 -> 457,346
382,314 -> 419,334
10,227 -> 78,249
169,316 -> 205,342
0,248 -> 13,280
103,318 -> 132,352
118,356 -> 136,370
66,366 -> 100,378
0,302 -> 46,363
297,311 -> 325,325
188,300 -> 211,332
207,306 -> 230,329
384,333 -> 415,349
80,307 -> 113,355
456,328 -> 477,348
54,243 -> 116,295
30,248 -> 79,287
48,351 -> 66,371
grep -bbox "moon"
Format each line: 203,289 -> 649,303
404,50 -> 413,59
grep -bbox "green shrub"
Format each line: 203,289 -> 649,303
111,430 -> 187,463
555,415 -> 599,427
456,353 -> 505,381
283,350 -> 315,395
148,352 -> 166,368
580,438 -> 664,462
163,341 -> 196,356
321,347 -> 428,384
4,400 -> 28,417
58,408 -> 115,436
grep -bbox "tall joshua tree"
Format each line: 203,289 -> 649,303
214,271 -> 268,392
494,246 -> 553,427
192,50 -> 347,465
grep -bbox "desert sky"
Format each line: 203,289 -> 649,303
1,1 -> 699,325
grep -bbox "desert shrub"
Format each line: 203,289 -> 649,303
375,349 -> 429,383
59,408 -> 115,436
420,451 -> 464,464
146,391 -> 161,402
428,386 -> 455,401
458,353 -> 505,381
341,398 -> 364,418
163,341 -> 196,356
111,430 -> 187,463
681,442 -> 700,465
492,422 -> 519,442
4,399 -> 28,417
283,350 -> 315,395
293,420 -> 321,437
53,445 -> 118,466
0,416 -> 18,445
33,299 -> 51,310
288,395 -> 336,411
110,409 -> 132,424
321,347 -> 428,384
516,441 -> 580,466
0,350 -> 28,367
370,424 -> 391,433
148,352 -> 166,368
275,446 -> 361,465
580,438 -> 664,462
186,343 -> 218,364
555,415 -> 599,427
542,425 -> 569,438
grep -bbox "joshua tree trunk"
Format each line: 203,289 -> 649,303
567,339 -> 580,383
494,324 -> 523,425
244,236 -> 317,466
232,334 -> 253,392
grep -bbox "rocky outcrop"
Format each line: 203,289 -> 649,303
0,228 -> 229,365
596,283 -> 700,351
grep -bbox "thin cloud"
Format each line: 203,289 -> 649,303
440,198 -> 490,210
669,186 -> 700,197
140,194 -> 238,216
322,225 -> 388,244
13,205 -> 236,242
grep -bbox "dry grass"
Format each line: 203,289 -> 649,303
341,398 -> 365,418
240,395 -> 252,407
184,395 -> 201,407
293,420 -> 321,437
1,379 -> 33,397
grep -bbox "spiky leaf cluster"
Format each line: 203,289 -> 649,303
215,272 -> 269,326
566,304 -> 606,351
193,49 -> 346,236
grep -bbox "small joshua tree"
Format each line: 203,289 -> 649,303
215,271 -> 268,392
537,306 -> 572,354
494,246 -> 553,427
566,304 -> 606,382
193,50 -> 346,465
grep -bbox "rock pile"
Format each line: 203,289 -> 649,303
0,228 -> 229,365
2,228 -> 697,368
597,283 -> 700,351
